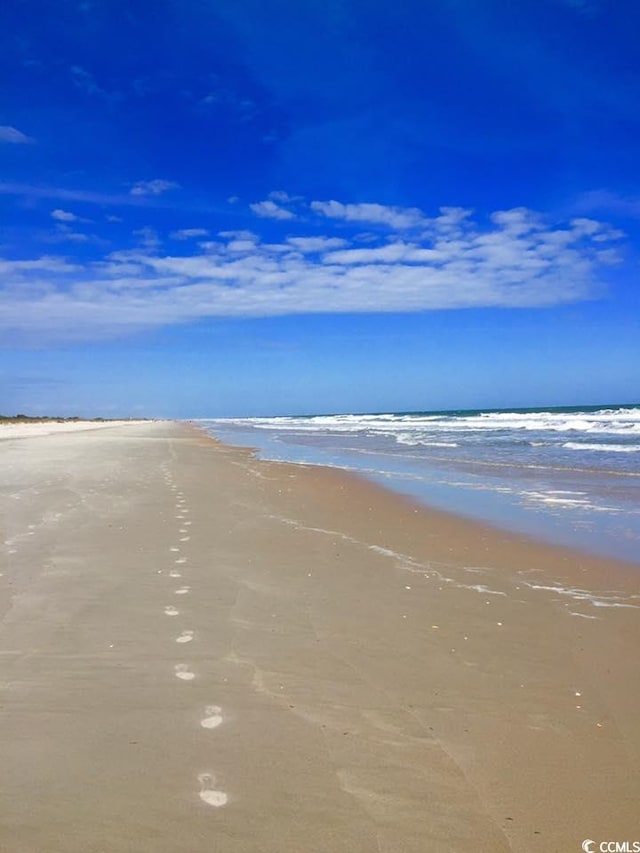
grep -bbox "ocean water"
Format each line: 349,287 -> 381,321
198,405 -> 640,565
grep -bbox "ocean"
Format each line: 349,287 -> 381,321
198,404 -> 640,565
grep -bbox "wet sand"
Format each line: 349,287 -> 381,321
0,420 -> 638,852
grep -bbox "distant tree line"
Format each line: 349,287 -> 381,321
0,415 -> 149,423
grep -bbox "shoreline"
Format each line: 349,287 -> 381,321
190,423 -> 640,588
1,421 -> 638,852
197,408 -> 640,566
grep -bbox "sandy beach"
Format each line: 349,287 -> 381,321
0,420 -> 638,853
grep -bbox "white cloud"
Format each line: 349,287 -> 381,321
218,230 -> 258,241
269,190 -> 303,204
323,242 -> 414,265
569,217 -> 623,240
249,200 -> 296,220
311,200 -> 427,229
130,179 -> 180,197
51,209 -> 79,222
0,125 -> 34,144
287,236 -> 348,252
489,208 -> 540,234
170,228 -> 210,240
0,257 -> 80,275
133,227 -> 161,250
227,239 -> 259,253
0,205 -> 624,344
49,227 -> 91,244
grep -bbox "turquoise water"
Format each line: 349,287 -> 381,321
198,404 -> 640,564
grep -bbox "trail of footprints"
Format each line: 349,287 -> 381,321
160,466 -> 229,809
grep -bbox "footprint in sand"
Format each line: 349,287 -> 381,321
175,557 -> 187,564
179,528 -> 189,534
198,773 -> 228,807
180,536 -> 190,542
169,570 -> 182,578
175,586 -> 190,595
170,547 -> 180,553
174,664 -> 195,681
176,630 -> 194,644
164,606 -> 179,616
183,520 -> 192,526
200,705 -> 223,729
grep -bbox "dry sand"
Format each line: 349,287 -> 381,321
0,420 -> 638,852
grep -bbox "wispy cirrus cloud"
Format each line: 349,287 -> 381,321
0,125 -> 34,144
574,189 -> 640,220
47,226 -> 91,244
130,179 -> 180,197
0,201 -> 624,345
558,0 -> 601,15
0,182 -> 149,207
132,227 -> 161,250
170,228 -> 210,240
70,65 -> 121,101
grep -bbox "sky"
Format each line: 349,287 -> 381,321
1,0 -> 639,417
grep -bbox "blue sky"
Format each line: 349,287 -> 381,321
1,0 -> 639,417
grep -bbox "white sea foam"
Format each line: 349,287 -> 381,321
523,491 -> 590,507
522,582 -> 639,610
202,406 -> 640,438
458,583 -> 507,596
563,442 -> 640,453
519,490 -> 623,513
395,435 -> 458,447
